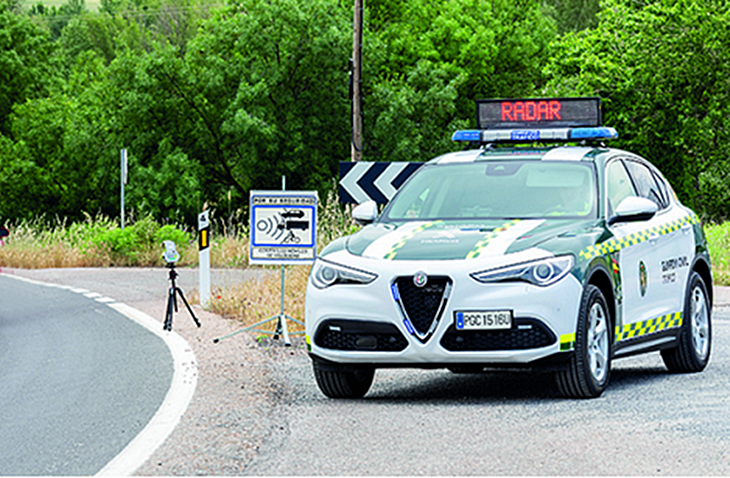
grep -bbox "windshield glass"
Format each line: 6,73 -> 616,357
383,160 -> 597,221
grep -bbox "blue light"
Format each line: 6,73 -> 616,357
403,319 -> 415,335
390,283 -> 400,301
451,126 -> 618,144
451,130 -> 481,142
569,127 -> 618,140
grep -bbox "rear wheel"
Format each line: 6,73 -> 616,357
661,271 -> 711,372
556,284 -> 611,398
313,361 -> 374,399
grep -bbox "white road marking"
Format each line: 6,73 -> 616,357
0,272 -> 196,477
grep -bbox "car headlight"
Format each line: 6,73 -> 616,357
470,255 -> 574,287
310,258 -> 377,289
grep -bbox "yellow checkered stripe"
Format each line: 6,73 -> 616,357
615,312 -> 682,342
384,220 -> 443,260
579,214 -> 698,261
560,333 -> 576,351
466,219 -> 522,259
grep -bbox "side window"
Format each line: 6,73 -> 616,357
624,160 -> 666,209
651,170 -> 671,207
606,160 -> 637,216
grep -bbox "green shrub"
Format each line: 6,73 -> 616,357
90,215 -> 193,266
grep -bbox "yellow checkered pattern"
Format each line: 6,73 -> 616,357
384,220 -> 443,260
615,312 -> 682,342
560,333 -> 576,351
559,312 -> 682,351
579,214 -> 698,261
466,219 -> 522,259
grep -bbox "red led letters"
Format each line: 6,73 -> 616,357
501,100 -> 562,122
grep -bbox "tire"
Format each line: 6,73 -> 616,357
556,284 -> 611,398
661,271 -> 711,373
312,361 -> 375,399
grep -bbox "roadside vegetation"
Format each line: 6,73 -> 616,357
0,187 -> 355,332
3,0 -> 730,227
2,202 -> 729,333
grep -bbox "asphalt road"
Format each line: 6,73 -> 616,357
247,308 -> 730,475
2,267 -> 728,475
0,275 -> 173,475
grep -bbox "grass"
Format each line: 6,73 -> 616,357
2,203 -> 728,335
703,222 -> 730,286
0,187 -> 357,333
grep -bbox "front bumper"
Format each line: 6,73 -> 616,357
305,252 -> 583,367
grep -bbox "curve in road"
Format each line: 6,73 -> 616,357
0,273 -> 196,476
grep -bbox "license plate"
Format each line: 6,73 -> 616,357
455,310 -> 513,330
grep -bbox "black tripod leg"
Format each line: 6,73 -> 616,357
175,287 -> 201,327
164,287 -> 175,331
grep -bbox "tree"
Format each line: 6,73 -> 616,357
105,0 -> 352,223
544,0 -> 600,33
362,0 -> 557,162
544,0 -> 730,220
0,2 -> 57,136
0,52 -> 119,221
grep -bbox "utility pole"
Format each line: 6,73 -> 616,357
351,0 -> 363,162
120,148 -> 128,229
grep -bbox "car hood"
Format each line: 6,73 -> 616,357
344,218 -> 599,261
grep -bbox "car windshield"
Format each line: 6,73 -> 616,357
383,160 -> 597,221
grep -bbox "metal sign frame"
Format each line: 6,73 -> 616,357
249,190 -> 318,265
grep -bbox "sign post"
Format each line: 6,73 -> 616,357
198,210 -> 211,308
213,183 -> 317,346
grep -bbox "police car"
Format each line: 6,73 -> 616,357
305,97 -> 712,399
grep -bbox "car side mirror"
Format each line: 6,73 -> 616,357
352,200 -> 378,226
609,196 -> 658,225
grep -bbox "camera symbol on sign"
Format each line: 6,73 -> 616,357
257,209 -> 310,244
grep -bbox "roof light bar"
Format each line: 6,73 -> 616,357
451,126 -> 618,144
451,130 -> 481,142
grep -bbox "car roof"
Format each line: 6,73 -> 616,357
428,145 -> 615,165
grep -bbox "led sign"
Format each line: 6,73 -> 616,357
477,97 -> 601,129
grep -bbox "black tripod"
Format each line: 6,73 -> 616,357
163,262 -> 201,331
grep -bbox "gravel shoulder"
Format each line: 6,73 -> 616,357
0,267 -> 308,476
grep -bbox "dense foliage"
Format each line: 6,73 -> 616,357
544,0 -> 730,220
1,0 -> 729,226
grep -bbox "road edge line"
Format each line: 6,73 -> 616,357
0,273 -> 198,477
96,303 -> 197,477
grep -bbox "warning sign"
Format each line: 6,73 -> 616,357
249,190 -> 317,265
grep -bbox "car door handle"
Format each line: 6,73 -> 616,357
649,233 -> 659,244
681,223 -> 692,234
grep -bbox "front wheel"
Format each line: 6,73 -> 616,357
312,361 -> 375,399
661,271 -> 711,373
556,285 -> 611,398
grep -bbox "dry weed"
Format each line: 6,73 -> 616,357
207,265 -> 310,333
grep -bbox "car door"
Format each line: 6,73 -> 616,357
606,158 -> 691,349
622,159 -> 693,318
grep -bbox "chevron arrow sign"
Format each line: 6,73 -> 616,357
339,162 -> 423,204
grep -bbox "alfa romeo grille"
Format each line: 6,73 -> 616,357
394,275 -> 452,340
